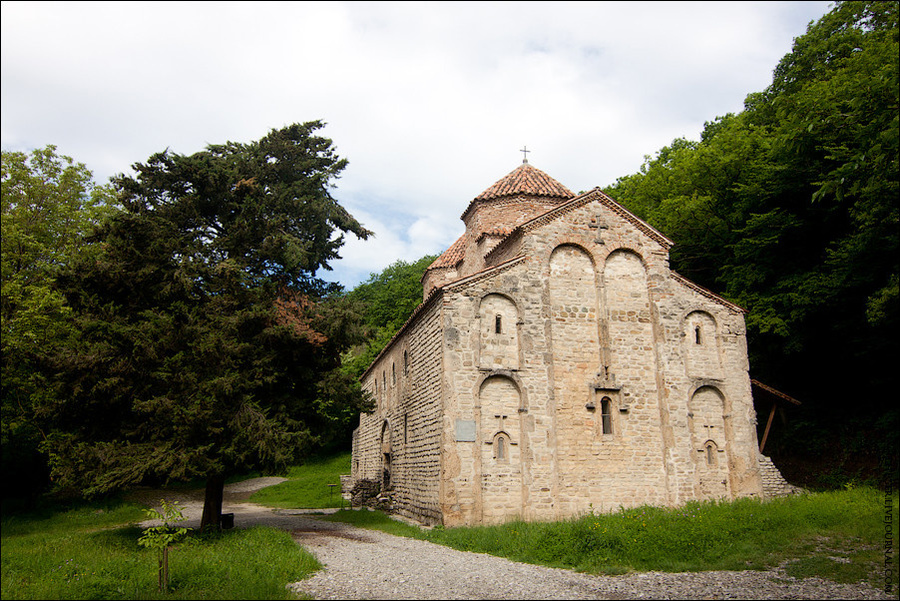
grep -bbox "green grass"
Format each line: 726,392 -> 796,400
324,486 -> 898,587
1,499 -> 320,600
249,452 -> 351,509
320,507 -> 427,538
1,452 -> 351,599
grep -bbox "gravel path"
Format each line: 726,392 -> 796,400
287,520 -> 891,600
135,479 -> 893,600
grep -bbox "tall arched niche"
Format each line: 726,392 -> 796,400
684,310 -> 723,379
479,293 -> 519,370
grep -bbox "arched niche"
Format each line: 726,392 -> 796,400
688,386 -> 731,499
684,310 -> 723,379
549,244 -> 598,318
603,249 -> 654,387
478,375 -> 523,523
549,244 -> 600,398
479,293 -> 519,370
603,248 -> 647,289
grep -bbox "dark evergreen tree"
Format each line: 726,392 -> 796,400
40,122 -> 372,527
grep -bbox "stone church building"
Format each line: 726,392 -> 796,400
350,160 -> 776,527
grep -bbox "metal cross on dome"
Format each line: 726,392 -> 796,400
520,146 -> 530,164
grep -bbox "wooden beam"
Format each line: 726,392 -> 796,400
759,403 -> 777,454
751,379 -> 801,405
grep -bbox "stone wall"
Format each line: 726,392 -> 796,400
459,195 -> 566,278
758,455 -> 805,497
352,296 -> 445,525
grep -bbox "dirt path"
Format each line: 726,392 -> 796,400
132,479 -> 892,600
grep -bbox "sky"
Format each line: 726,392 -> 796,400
2,1 -> 833,289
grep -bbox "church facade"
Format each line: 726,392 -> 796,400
349,161 -> 767,527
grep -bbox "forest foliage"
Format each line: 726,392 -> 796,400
340,255 -> 437,381
605,1 -> 898,469
1,146 -> 117,497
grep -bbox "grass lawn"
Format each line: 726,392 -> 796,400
249,452 -> 351,509
1,498 -> 320,600
324,485 -> 898,589
1,452 -> 354,599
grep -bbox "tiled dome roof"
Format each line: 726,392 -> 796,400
474,162 -> 574,201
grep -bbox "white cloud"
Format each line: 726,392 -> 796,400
2,0 -> 832,287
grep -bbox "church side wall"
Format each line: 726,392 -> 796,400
352,298 -> 444,525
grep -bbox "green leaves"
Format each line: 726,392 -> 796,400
2,145 -> 117,497
138,499 -> 189,592
38,123 -> 372,502
341,255 -> 437,381
138,499 -> 189,551
605,1 -> 898,457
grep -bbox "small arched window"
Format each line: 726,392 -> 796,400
705,441 -> 718,466
391,362 -> 396,386
694,325 -> 702,345
493,432 -> 510,461
600,396 -> 613,434
403,350 -> 409,375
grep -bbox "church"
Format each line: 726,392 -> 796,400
349,159 -> 778,527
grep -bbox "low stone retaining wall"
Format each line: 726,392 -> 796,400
759,455 -> 805,498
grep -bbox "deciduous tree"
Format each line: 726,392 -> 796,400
341,255 -> 437,380
1,145 -> 115,500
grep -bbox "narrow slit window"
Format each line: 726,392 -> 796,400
694,325 -> 702,345
706,442 -> 717,466
600,397 -> 613,434
495,314 -> 503,334
403,350 -> 409,375
391,363 -> 396,386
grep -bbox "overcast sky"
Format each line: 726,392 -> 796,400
2,1 -> 832,288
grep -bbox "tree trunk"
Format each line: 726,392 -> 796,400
199,474 -> 225,530
160,546 -> 169,591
